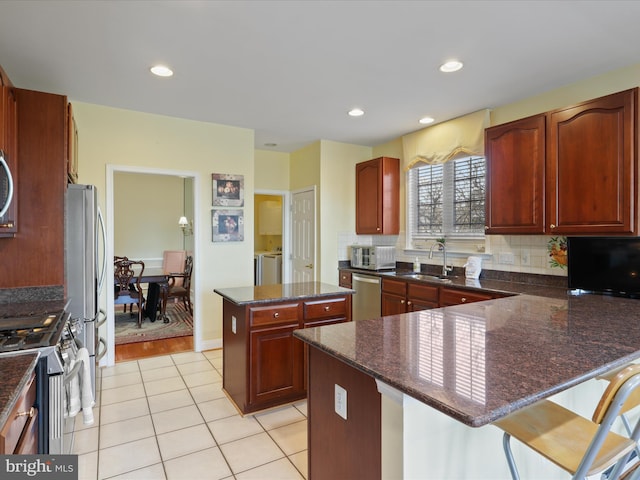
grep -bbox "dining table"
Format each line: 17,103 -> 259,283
124,265 -> 171,323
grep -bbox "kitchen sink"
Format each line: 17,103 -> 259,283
396,272 -> 453,283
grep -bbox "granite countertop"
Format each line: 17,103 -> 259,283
294,292 -> 640,427
214,282 -> 354,305
1,299 -> 67,318
0,352 -> 40,428
345,267 -> 569,299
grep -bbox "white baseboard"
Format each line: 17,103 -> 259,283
198,337 -> 222,352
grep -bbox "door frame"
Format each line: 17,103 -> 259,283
104,164 -> 201,367
254,189 -> 290,283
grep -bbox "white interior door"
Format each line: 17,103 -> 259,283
291,188 -> 315,282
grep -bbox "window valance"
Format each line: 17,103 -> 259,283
402,109 -> 490,170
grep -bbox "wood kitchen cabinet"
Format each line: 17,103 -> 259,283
356,156 -> 400,234
381,278 -> 438,315
0,81 -> 18,237
1,88 -> 68,289
547,88 -> 637,235
338,270 -> 352,288
485,114 -> 545,234
485,88 -> 638,235
249,303 -> 303,408
67,102 -> 78,184
0,372 -> 38,455
439,287 -> 494,307
221,293 -> 351,414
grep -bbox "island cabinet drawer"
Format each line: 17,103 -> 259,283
382,278 -> 407,296
304,297 -> 347,321
439,288 -> 493,307
407,283 -> 438,303
250,303 -> 300,328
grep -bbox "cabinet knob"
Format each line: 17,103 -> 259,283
16,407 -> 35,418
324,306 -> 330,311
400,300 -> 405,304
407,301 -> 412,306
273,312 -> 279,318
460,297 -> 467,303
550,224 -> 556,229
484,226 -> 489,230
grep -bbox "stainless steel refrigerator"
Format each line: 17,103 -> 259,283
65,184 -> 107,398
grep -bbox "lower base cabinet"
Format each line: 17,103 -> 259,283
222,294 -> 351,414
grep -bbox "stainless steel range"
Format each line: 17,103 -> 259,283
0,306 -> 85,454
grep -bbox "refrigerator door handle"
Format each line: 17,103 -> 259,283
97,206 -> 107,294
96,337 -> 107,361
96,308 -> 107,328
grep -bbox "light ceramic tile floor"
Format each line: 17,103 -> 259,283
75,350 -> 308,480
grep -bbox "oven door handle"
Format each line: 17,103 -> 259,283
63,360 -> 83,387
96,337 -> 107,362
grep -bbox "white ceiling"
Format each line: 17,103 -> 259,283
1,0 -> 639,153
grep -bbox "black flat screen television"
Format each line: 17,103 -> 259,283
567,237 -> 640,297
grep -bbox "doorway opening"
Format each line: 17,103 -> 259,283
254,189 -> 290,284
105,165 -> 200,367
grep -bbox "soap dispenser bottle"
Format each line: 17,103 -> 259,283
413,257 -> 420,273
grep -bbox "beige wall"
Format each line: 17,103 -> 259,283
113,172 -> 184,259
319,140 -> 372,284
255,149 -> 290,190
72,102 -> 254,349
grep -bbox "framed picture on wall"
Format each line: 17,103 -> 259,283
212,209 -> 244,242
212,173 -> 244,207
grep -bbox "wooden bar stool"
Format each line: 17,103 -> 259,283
493,364 -> 640,480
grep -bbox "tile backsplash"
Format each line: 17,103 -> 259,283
338,232 -> 567,278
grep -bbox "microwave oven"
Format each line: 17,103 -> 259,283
0,150 -> 14,219
350,245 -> 396,270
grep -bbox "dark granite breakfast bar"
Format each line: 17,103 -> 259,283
294,291 -> 640,479
295,292 -> 640,427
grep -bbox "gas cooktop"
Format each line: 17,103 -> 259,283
0,310 -> 66,352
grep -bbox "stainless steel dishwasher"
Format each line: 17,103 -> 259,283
352,273 -> 381,321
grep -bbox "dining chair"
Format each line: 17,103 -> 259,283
493,364 -> 640,480
163,250 -> 186,288
114,257 -> 146,328
167,255 -> 193,315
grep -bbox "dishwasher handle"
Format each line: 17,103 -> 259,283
352,273 -> 381,285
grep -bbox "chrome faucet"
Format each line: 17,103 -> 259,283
429,241 -> 453,277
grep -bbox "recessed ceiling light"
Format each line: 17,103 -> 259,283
150,65 -> 174,77
264,143 -> 277,147
439,60 -> 463,73
348,108 -> 365,117
419,116 -> 435,125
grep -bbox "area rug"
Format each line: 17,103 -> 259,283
115,302 -> 193,345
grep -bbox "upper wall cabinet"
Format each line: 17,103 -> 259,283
485,114 -> 546,234
485,88 -> 638,235
356,156 -> 400,235
66,102 -> 78,184
0,72 -> 18,237
547,89 -> 637,235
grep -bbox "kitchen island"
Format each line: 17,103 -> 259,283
214,282 -> 353,414
295,292 -> 640,479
